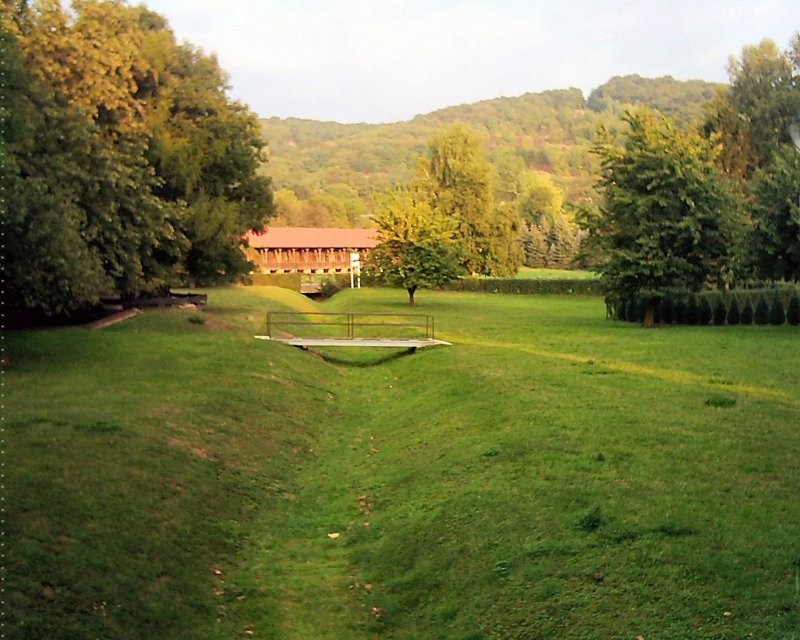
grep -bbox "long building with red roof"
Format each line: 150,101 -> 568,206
245,227 -> 378,274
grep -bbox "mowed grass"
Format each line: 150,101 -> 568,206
7,286 -> 800,639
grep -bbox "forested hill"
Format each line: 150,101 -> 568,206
260,75 -> 724,227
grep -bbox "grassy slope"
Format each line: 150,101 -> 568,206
8,286 -> 800,639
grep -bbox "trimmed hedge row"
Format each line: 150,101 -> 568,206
613,287 -> 800,326
439,277 -> 604,296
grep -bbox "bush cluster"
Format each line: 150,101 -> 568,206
610,287 -> 800,326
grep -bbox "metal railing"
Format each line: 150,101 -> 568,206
267,311 -> 436,341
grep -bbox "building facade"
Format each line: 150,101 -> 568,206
245,227 -> 378,274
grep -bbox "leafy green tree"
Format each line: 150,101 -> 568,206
586,110 -> 742,326
746,145 -> 800,282
704,36 -> 800,178
143,35 -> 274,283
417,125 -> 522,276
2,27 -> 111,313
6,0 -> 183,301
366,189 -> 463,305
515,171 -> 564,226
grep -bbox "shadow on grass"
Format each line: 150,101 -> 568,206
306,346 -> 422,367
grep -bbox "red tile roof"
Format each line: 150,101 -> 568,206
246,227 -> 378,250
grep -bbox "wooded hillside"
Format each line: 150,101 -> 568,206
260,76 -> 724,227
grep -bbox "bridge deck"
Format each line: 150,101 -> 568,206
254,336 -> 451,348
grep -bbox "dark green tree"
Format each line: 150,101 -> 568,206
740,298 -> 754,325
754,294 -> 770,324
586,110 -> 742,326
712,297 -> 727,325
786,292 -> 800,325
141,26 -> 274,283
522,223 -> 549,267
698,296 -> 713,325
672,298 -> 685,324
746,145 -> 800,282
685,296 -> 699,325
659,296 -> 673,324
769,293 -> 786,325
727,296 -> 742,325
2,28 -> 110,313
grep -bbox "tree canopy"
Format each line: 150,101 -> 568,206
2,0 -> 273,314
587,110 -> 743,325
366,189 -> 462,305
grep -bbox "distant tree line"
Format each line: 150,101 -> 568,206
2,0 -> 273,315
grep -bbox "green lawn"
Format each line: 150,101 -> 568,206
8,286 -> 800,639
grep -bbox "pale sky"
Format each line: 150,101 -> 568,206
141,0 -> 799,124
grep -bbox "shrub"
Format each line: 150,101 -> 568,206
740,298 -> 754,325
787,293 -> 800,326
685,296 -> 698,325
712,297 -> 727,325
318,278 -> 342,299
187,314 -> 206,325
754,294 -> 770,325
769,293 -> 786,325
726,296 -> 741,325
697,296 -> 712,325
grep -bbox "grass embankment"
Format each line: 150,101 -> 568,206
8,286 -> 800,639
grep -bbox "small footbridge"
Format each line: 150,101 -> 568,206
255,311 -> 451,349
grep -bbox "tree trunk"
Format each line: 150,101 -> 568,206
642,303 -> 656,328
408,286 -> 417,306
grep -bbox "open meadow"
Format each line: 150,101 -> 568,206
7,286 -> 800,639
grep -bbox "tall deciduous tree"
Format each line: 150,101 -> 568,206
366,189 -> 462,305
588,110 -> 742,326
746,145 -> 800,281
416,125 -> 523,276
2,28 -> 111,313
3,0 -> 274,315
704,36 -> 800,179
137,14 -> 274,283
515,171 -> 564,227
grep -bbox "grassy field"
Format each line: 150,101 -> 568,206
7,286 -> 800,639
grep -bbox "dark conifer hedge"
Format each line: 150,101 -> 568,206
727,296 -> 741,325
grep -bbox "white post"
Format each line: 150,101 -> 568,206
350,252 -> 361,289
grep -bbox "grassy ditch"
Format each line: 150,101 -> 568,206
7,286 -> 800,639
